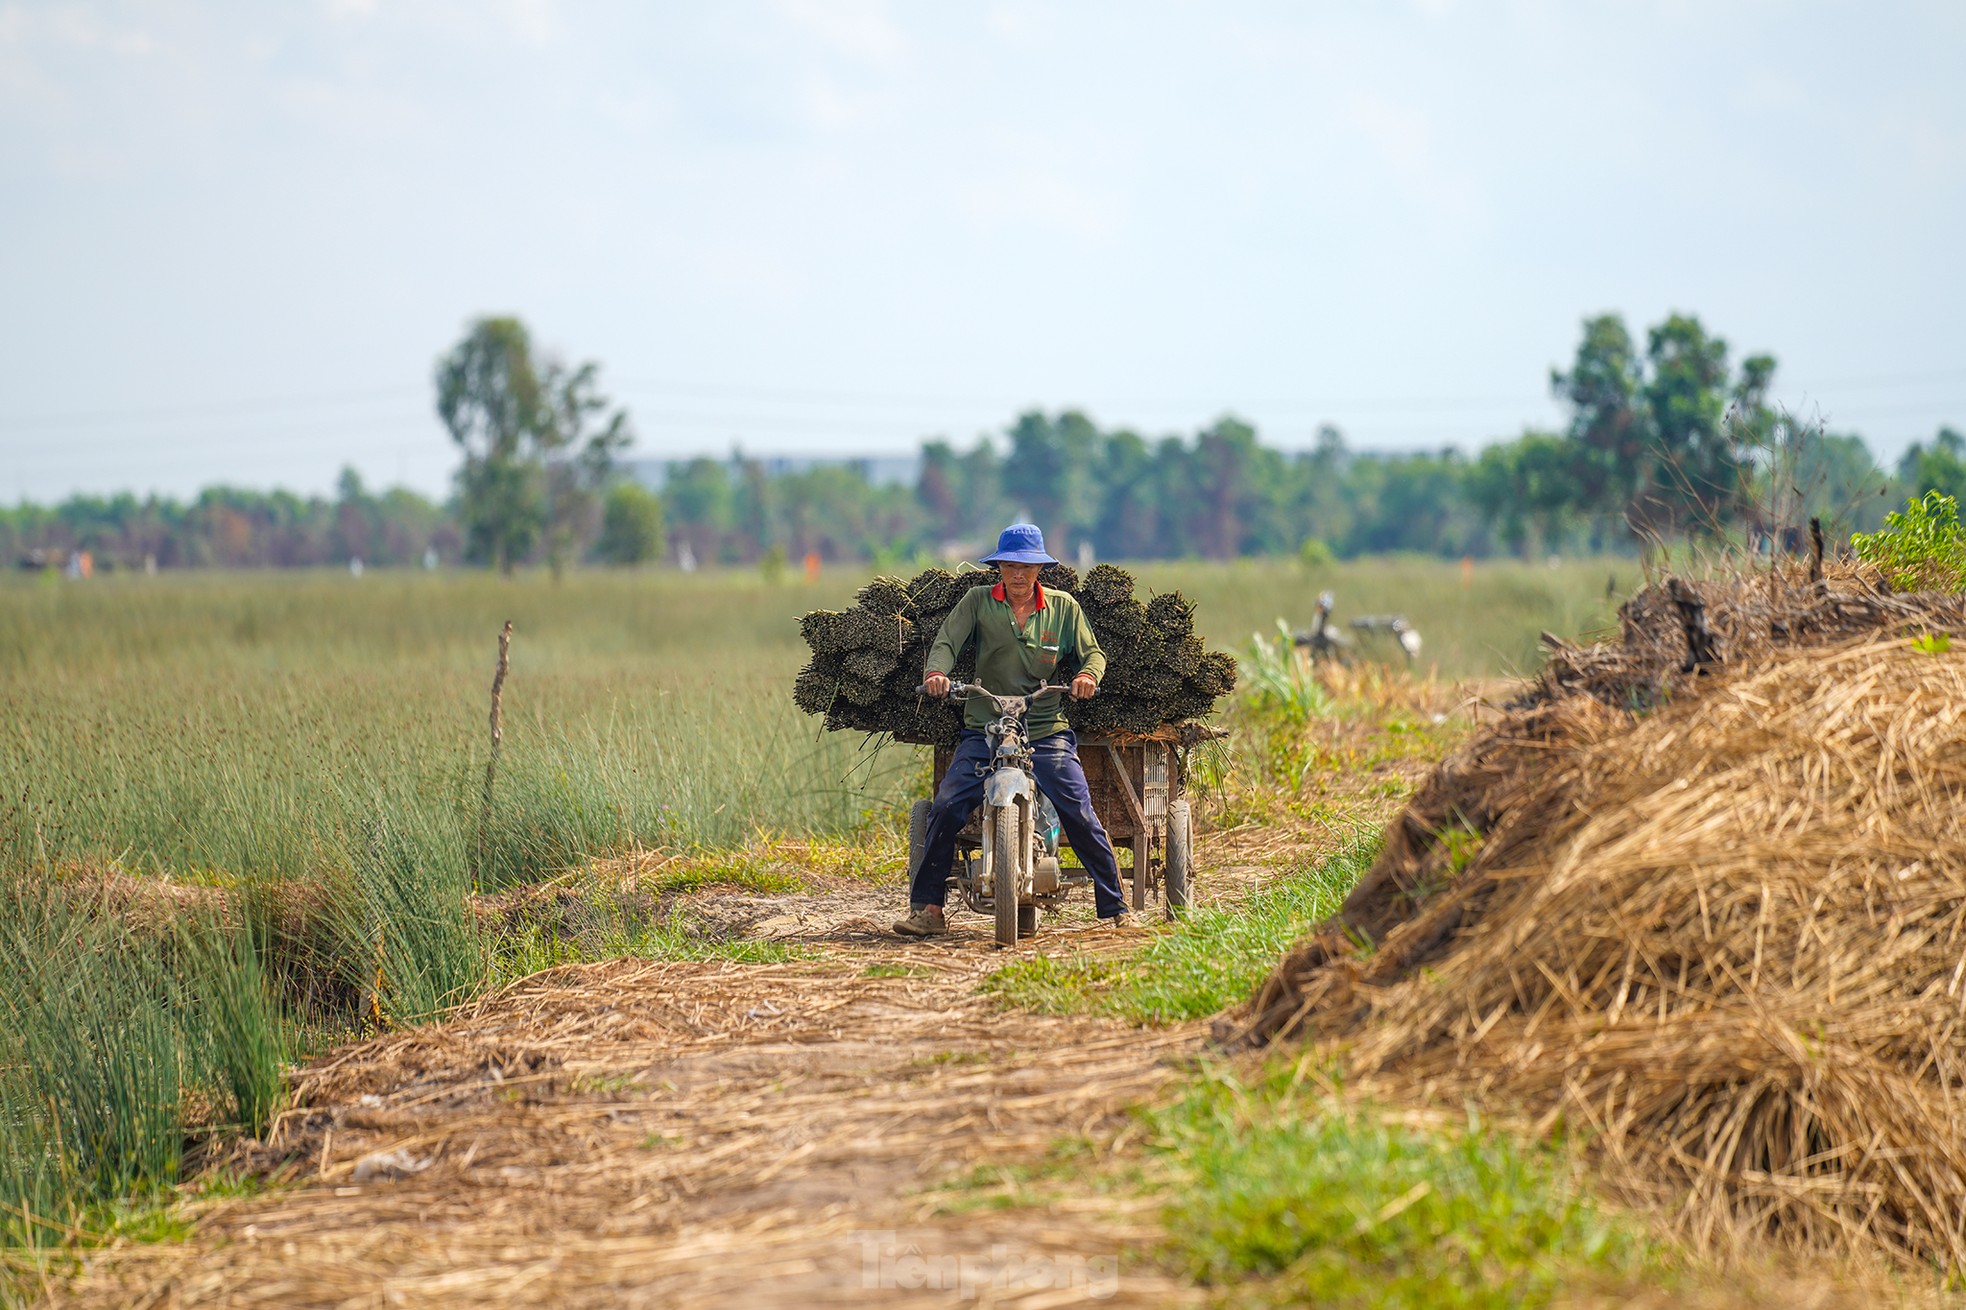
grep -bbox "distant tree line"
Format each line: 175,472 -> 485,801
0,471 -> 457,571
662,311 -> 1928,566
659,418 -> 1513,565
6,312 -> 1953,571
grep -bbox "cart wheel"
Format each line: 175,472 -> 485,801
906,798 -> 932,882
991,806 -> 1022,948
1018,905 -> 1038,938
1164,799 -> 1193,916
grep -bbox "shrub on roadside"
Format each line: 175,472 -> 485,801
1851,490 -> 1966,591
1239,620 -> 1335,728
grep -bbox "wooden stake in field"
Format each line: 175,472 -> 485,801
475,620 -> 513,887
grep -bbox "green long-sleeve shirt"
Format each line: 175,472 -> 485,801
925,582 -> 1106,739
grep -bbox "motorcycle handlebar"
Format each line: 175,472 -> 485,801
916,680 -> 1083,704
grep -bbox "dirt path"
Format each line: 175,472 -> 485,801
55,894 -> 1212,1309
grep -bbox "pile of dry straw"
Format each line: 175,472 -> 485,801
792,562 -> 1237,745
1230,562 -> 1966,1268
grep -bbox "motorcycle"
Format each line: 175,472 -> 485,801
908,682 -> 1091,948
1294,590 -> 1422,666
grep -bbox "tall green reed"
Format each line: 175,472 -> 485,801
177,920 -> 287,1139
0,877 -> 287,1247
327,796 -> 484,1024
0,569 -> 924,892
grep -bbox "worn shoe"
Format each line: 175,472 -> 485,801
1102,911 -> 1137,930
893,905 -> 949,937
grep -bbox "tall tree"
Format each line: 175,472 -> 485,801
955,440 -> 1006,540
1792,430 -> 1891,535
663,457 -> 733,565
1189,418 -> 1264,559
1550,312 -> 1769,545
1900,427 -> 1966,505
1470,432 -> 1581,557
436,316 -> 629,574
1093,429 -> 1161,559
1149,436 -> 1196,557
730,454 -> 775,561
1003,410 -> 1101,552
592,482 -> 665,565
332,466 -> 377,564
538,358 -> 632,578
437,318 -> 546,574
916,440 -> 960,528
1288,425 -> 1355,553
1343,450 -> 1484,557
1552,313 -> 1644,539
1638,313 -> 1740,535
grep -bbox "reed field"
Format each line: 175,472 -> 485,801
0,555 -> 1622,1260
1,556 -> 1620,889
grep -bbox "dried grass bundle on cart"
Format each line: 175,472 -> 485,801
790,562 -> 1238,746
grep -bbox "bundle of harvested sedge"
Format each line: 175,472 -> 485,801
792,562 -> 1235,745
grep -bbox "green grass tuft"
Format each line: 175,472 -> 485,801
983,835 -> 1379,1025
0,878 -> 290,1251
1150,1060 -> 1662,1308
327,802 -> 487,1025
645,860 -> 809,896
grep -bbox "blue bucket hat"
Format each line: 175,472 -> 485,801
980,523 -> 1056,565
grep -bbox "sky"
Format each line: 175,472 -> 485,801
1,0 -> 1962,503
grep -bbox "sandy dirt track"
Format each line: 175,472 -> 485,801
53,901 -> 1209,1309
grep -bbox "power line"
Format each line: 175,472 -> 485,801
4,421 -> 442,467
616,367 -> 1966,411
10,396 -> 1958,467
5,364 -> 1960,438
0,385 -> 426,433
611,378 -> 1556,412
1770,398 -> 1966,421
2,375 -> 1956,474
1787,367 -> 1966,392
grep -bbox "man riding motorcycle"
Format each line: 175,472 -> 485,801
893,524 -> 1133,937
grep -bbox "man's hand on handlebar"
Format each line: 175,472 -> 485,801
918,676 -> 1089,705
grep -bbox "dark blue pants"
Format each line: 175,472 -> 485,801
911,730 -> 1129,919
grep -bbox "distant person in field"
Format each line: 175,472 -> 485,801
894,523 -> 1132,937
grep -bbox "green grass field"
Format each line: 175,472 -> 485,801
2,568 -> 919,888
0,556 -> 1620,889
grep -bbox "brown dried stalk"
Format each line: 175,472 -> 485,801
475,620 -> 512,886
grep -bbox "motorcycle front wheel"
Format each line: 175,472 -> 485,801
992,804 -> 1021,948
